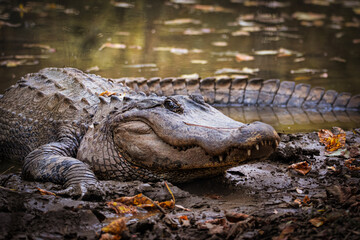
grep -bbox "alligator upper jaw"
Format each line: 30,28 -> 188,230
113,120 -> 280,172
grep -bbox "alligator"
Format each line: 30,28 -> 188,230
0,68 -> 358,198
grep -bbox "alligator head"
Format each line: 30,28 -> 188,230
78,94 -> 280,183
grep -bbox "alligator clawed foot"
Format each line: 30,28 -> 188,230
55,181 -> 105,201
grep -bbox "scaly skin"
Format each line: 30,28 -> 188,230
6,67 -> 350,199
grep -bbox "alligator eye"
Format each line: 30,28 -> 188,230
164,98 -> 183,113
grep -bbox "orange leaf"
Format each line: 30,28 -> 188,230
36,187 -> 56,196
344,158 -> 360,171
318,127 -> 346,152
294,199 -> 302,206
158,200 -> 175,209
179,215 -> 188,221
303,195 -> 311,204
309,217 -> 325,227
99,90 -> 117,97
288,161 -> 311,175
101,217 -> 127,235
107,201 -> 137,215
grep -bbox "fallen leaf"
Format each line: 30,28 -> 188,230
191,60 -> 208,64
86,66 -> 100,72
231,30 -> 250,36
288,161 -> 311,175
101,217 -> 127,235
303,195 -> 310,204
318,127 -> 346,152
110,1 -> 134,8
291,68 -> 327,74
212,41 -> 228,47
99,233 -> 121,240
36,187 -> 56,196
192,5 -> 234,13
99,43 -> 126,51
215,67 -> 259,75
235,53 -> 254,62
273,224 -> 295,240
294,199 -> 302,206
23,43 -> 56,53
309,217 -> 325,227
353,39 -> 360,44
344,158 -> 360,171
124,63 -> 157,68
354,8 -> 360,14
100,91 -> 117,97
225,212 -> 250,223
292,12 -> 326,21
164,18 -> 201,25
254,50 -> 278,56
107,201 -> 138,215
180,73 -> 200,79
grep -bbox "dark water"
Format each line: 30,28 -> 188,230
1,0 -> 360,132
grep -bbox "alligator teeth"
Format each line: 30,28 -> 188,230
256,144 -> 259,150
219,155 -> 223,162
247,149 -> 251,156
275,140 -> 279,147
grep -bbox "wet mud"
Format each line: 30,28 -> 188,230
1,130 -> 359,239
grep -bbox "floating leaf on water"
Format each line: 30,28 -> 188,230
171,0 -> 199,4
305,0 -> 331,6
278,48 -> 303,57
254,50 -> 278,55
292,12 -> 326,21
115,31 -> 130,36
0,20 -> 21,28
23,43 -> 56,53
294,57 -> 305,63
110,1 -> 134,8
212,41 -> 228,47
330,57 -> 346,63
180,73 -> 200,78
318,127 -> 346,152
170,48 -> 189,55
99,43 -> 126,51
290,68 -> 327,74
235,53 -> 254,62
191,60 -> 207,64
164,18 -> 201,25
192,4 -> 234,13
183,28 -> 214,35
288,161 -> 311,175
354,8 -> 360,14
243,1 -> 290,8
215,67 -> 259,75
86,66 -> 100,72
231,30 -> 250,36
124,63 -> 157,68
241,26 -> 261,32
0,59 -> 39,67
309,217 -> 325,227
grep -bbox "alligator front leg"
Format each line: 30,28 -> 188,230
22,141 -> 103,200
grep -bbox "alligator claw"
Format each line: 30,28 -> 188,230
55,181 -> 105,201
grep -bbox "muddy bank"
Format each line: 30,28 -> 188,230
1,130 -> 359,240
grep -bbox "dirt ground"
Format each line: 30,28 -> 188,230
0,129 -> 359,240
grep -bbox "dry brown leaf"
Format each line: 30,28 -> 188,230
101,217 -> 127,235
344,158 -> 360,171
318,127 -> 346,152
225,212 -> 250,223
99,43 -> 126,51
288,161 -> 311,175
309,217 -> 325,227
303,195 -> 310,204
36,187 -> 56,196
